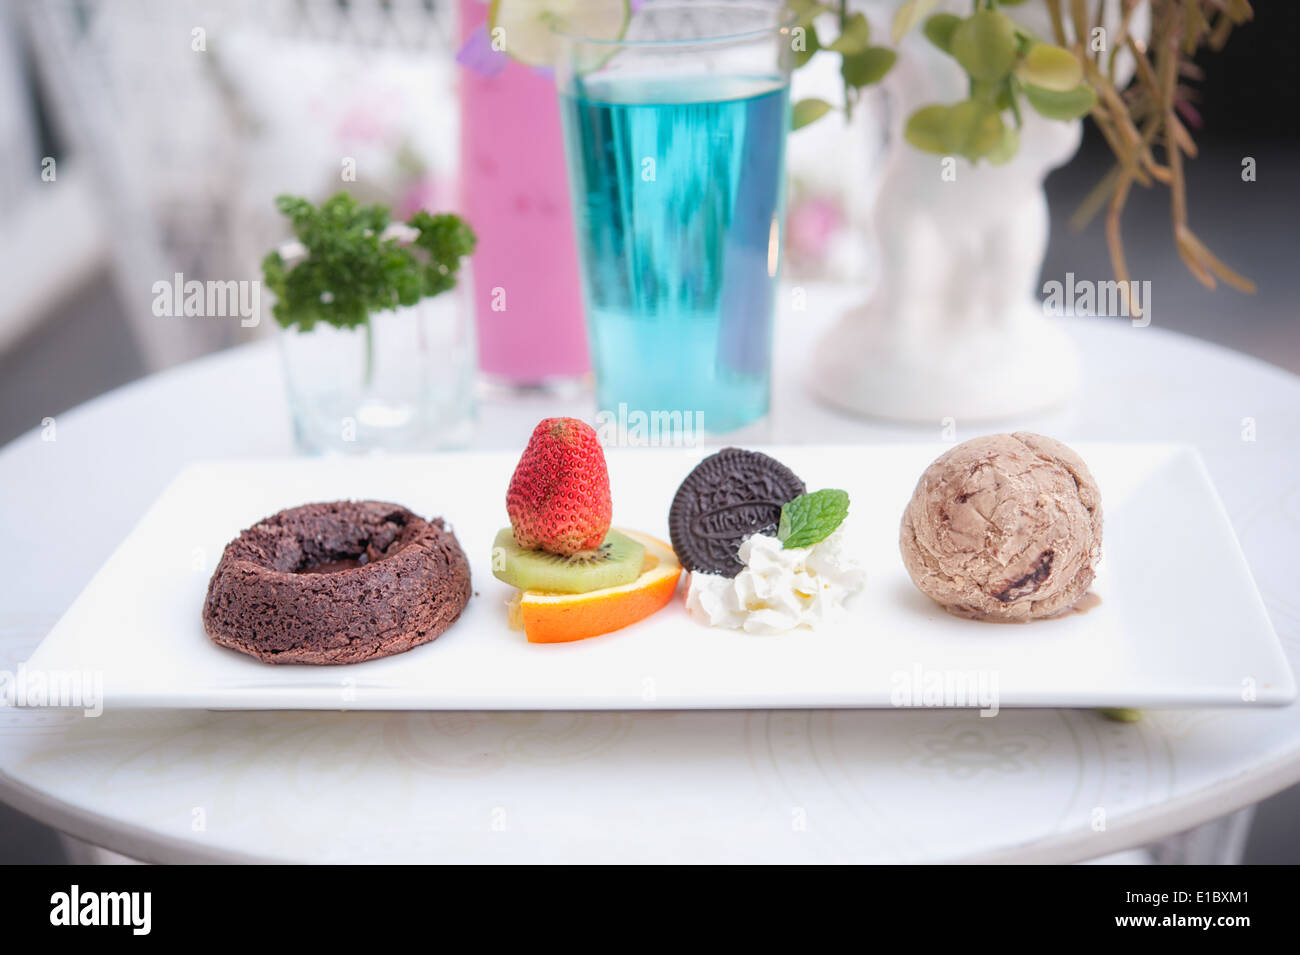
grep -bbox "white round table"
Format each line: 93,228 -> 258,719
2,286 -> 1298,863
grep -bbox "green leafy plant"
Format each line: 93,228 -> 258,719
901,5 -> 1092,164
262,193 -> 476,384
262,193 -> 475,333
787,0 -> 1255,304
790,2 -> 1088,155
789,0 -> 897,128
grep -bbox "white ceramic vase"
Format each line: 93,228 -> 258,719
812,1 -> 1139,423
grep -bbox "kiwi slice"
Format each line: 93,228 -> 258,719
491,527 -> 645,594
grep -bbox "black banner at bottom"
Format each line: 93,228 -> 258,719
2,863 -> 1286,941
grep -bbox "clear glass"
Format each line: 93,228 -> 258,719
276,245 -> 476,453
554,1 -> 795,435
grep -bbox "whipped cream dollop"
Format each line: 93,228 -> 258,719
685,529 -> 866,634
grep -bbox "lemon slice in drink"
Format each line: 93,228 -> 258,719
488,0 -> 630,68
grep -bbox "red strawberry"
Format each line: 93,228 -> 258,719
507,417 -> 612,555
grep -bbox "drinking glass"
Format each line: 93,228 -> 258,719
275,232 -> 476,454
554,1 -> 795,435
458,0 -> 590,393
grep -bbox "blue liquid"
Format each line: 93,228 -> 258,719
560,75 -> 789,433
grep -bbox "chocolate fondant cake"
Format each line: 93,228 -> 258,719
202,501 -> 471,664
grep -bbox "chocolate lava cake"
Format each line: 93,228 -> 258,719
202,501 -> 471,664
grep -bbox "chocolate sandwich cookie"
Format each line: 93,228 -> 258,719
203,500 -> 471,664
668,448 -> 805,576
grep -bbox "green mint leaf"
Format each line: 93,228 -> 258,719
777,489 -> 850,549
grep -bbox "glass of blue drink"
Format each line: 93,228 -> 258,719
554,1 -> 795,435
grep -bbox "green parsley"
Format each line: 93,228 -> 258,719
261,192 -> 476,335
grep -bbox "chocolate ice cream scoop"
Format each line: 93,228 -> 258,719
900,432 -> 1102,621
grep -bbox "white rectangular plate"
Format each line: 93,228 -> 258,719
25,444 -> 1295,710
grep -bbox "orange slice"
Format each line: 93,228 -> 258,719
508,530 -> 681,643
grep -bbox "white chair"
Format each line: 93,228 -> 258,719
16,0 -> 459,371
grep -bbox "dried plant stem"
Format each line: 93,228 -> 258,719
1107,164 -> 1139,314
1160,5 -> 1256,293
1047,0 -> 1067,45
1070,0 -> 1090,47
1043,0 -> 1255,298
